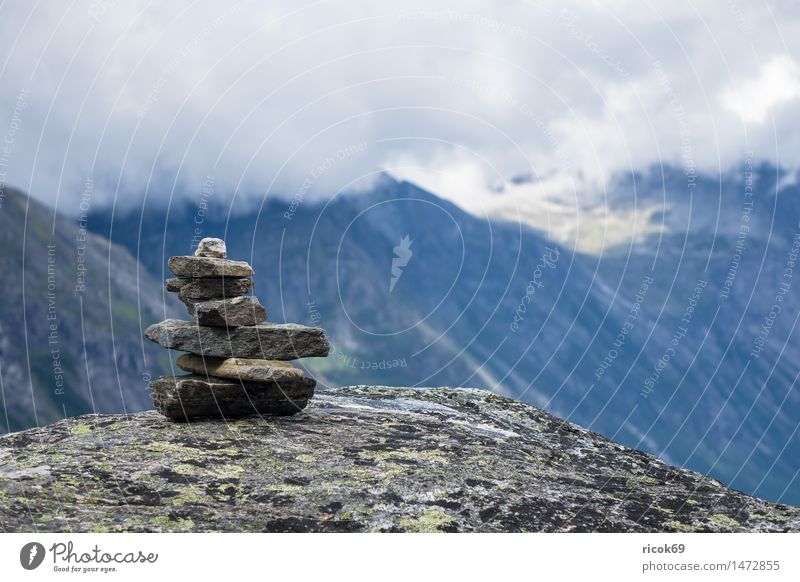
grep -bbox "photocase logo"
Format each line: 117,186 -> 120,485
20,542 -> 46,570
389,234 -> 413,293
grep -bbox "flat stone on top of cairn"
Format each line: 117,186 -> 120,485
145,237 -> 329,421
194,237 -> 226,258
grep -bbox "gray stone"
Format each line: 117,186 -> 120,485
168,255 -> 253,278
176,354 -> 304,383
192,296 -> 267,326
1,385 -> 799,532
178,295 -> 202,315
144,319 -> 330,359
165,278 -> 187,292
194,237 -> 227,259
177,277 -> 253,300
150,374 -> 315,420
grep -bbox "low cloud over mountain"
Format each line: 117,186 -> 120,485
2,1 -> 800,218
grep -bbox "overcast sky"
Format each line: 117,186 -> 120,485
1,0 -> 799,215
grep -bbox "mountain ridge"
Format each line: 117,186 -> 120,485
1,385 -> 797,532
0,186 -> 179,432
83,167 -> 800,504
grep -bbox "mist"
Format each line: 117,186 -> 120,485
1,0 -> 799,216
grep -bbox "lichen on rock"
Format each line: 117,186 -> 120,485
0,386 -> 798,532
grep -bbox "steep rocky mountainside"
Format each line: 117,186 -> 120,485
0,187 -> 179,432
1,386 -> 797,532
87,169 -> 800,505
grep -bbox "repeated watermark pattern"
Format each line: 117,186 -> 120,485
189,174 -> 216,252
595,275 -> 654,381
307,300 -> 408,371
653,60 -> 696,194
2,2 -> 800,534
510,247 -> 560,333
397,8 -> 528,39
641,280 -> 707,399
284,142 -> 368,221
750,224 -> 800,359
557,9 -> 629,77
45,243 -> 65,398
727,0 -> 752,37
0,87 -> 29,210
720,152 -> 755,301
87,0 -> 120,22
75,177 -> 94,294
450,75 -> 572,173
137,2 -> 250,118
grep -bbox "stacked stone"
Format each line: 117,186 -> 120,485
144,238 -> 330,421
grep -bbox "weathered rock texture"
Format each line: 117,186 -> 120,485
0,386 -> 797,533
150,374 -> 315,419
194,238 -> 227,259
145,319 -> 330,360
176,354 -> 304,383
192,296 -> 267,326
165,277 -> 187,292
176,278 -> 253,300
168,256 -> 253,278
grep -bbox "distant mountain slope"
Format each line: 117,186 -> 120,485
87,169 -> 800,504
0,186 -> 177,432
87,175 -> 619,396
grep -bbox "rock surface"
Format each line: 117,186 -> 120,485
176,354 -> 304,382
0,386 -> 797,533
194,238 -> 227,259
150,374 -> 315,419
192,296 -> 267,326
177,278 -> 254,300
165,277 -> 187,292
168,256 -> 254,278
145,319 -> 330,360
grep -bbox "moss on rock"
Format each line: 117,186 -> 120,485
0,386 -> 798,532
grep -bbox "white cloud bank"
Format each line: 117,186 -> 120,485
723,55 -> 800,124
0,0 -> 799,221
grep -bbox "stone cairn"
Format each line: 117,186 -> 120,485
144,238 -> 330,421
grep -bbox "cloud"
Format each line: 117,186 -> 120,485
0,0 -> 799,216
723,55 -> 800,124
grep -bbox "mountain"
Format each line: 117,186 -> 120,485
2,386 -> 798,532
488,164 -> 800,504
87,174 -> 621,396
0,186 -> 178,432
84,167 -> 800,505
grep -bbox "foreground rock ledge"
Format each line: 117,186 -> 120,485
0,386 -> 797,533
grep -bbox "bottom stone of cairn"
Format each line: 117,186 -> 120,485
150,374 -> 316,420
